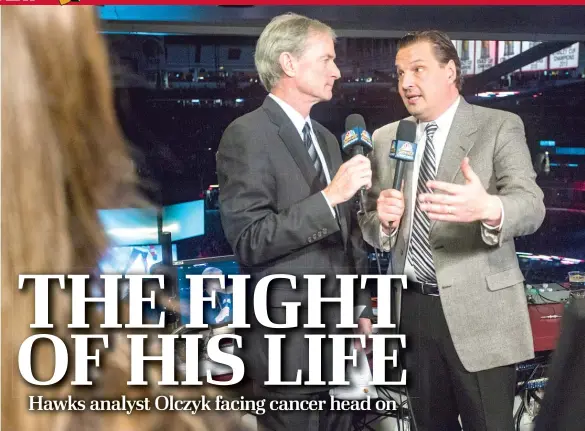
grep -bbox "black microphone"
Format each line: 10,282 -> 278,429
390,120 -> 418,190
341,114 -> 373,214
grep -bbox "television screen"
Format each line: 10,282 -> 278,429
98,244 -> 178,275
162,199 -> 205,242
98,207 -> 159,246
175,255 -> 240,327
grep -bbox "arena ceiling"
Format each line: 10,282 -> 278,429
99,6 -> 585,41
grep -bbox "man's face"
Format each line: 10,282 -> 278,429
293,31 -> 341,103
396,41 -> 456,122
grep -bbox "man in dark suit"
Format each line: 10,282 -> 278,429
217,12 -> 373,431
359,31 -> 545,430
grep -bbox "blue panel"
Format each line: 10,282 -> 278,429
556,147 -> 585,156
99,6 -> 203,22
98,207 -> 159,246
162,200 -> 205,242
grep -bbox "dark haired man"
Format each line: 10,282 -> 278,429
359,30 -> 545,430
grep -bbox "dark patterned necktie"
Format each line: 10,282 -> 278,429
408,122 -> 438,283
303,122 -> 327,186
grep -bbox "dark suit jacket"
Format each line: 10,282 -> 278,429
216,96 -> 371,392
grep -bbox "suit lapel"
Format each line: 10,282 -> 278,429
263,97 -> 325,192
431,98 -> 478,234
263,96 -> 349,246
278,120 -> 326,191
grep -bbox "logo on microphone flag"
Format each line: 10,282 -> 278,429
390,140 -> 417,162
342,129 -> 359,148
360,130 -> 373,148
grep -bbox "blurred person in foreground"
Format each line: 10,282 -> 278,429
358,30 -> 545,430
217,12 -> 373,431
1,7 -> 246,431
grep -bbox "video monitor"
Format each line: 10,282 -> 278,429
94,244 -> 179,321
162,199 -> 205,242
175,255 -> 240,327
98,244 -> 178,275
98,207 -> 159,246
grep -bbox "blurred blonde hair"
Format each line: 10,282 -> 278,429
2,7 -> 245,431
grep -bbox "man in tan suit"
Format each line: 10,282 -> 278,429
359,31 -> 545,430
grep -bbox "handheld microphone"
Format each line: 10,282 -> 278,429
341,114 -> 373,157
390,120 -> 418,190
341,114 -> 373,214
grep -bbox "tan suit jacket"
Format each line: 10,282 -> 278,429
359,98 -> 545,372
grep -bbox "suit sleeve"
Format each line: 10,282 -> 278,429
487,113 -> 545,246
216,122 -> 341,267
358,128 -> 397,251
319,126 -> 373,320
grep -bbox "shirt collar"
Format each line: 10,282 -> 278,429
269,93 -> 312,136
418,95 -> 461,135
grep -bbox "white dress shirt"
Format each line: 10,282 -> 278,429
380,96 -> 503,282
269,93 -> 336,217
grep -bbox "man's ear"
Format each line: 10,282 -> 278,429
279,52 -> 297,78
446,59 -> 457,85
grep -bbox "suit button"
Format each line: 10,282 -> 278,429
313,233 -> 317,240
318,231 -> 322,238
308,237 -> 313,243
323,228 -> 328,234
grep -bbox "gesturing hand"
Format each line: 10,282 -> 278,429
418,157 -> 502,225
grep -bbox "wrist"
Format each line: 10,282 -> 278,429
323,187 -> 339,207
482,195 -> 502,225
